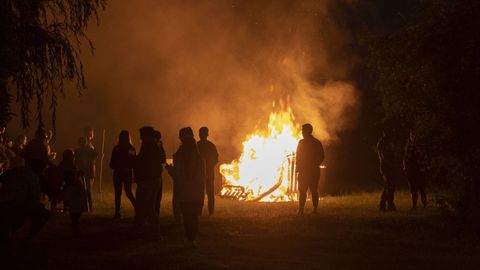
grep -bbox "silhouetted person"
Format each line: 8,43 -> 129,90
166,127 -> 205,246
3,137 -> 15,170
296,123 -> 324,215
63,170 -> 87,238
9,135 -> 27,169
171,127 -> 194,222
378,128 -> 404,211
0,127 -> 8,175
22,127 -> 50,166
134,126 -> 162,233
0,159 -> 50,241
403,131 -> 427,209
197,127 -> 218,215
45,129 -> 57,161
75,137 -> 98,212
84,126 -> 95,149
153,130 -> 167,217
109,130 -> 136,219
48,149 -> 76,211
22,127 -> 52,195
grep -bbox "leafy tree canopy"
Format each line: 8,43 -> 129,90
368,0 -> 480,223
0,0 -> 106,130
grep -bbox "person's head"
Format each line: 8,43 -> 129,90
408,129 -> 416,143
182,135 -> 197,151
139,126 -> 155,142
62,149 -> 75,163
35,126 -> 47,142
179,127 -> 194,142
84,126 -> 94,142
118,130 -> 131,145
199,126 -> 209,140
78,137 -> 87,148
6,138 -> 13,148
16,135 -> 27,147
302,123 -> 313,138
154,130 -> 162,143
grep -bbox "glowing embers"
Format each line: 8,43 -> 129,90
220,108 -> 301,202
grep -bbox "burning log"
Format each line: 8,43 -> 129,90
220,185 -> 249,200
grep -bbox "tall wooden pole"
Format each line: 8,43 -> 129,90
99,128 -> 106,193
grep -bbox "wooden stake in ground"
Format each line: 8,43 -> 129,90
99,128 -> 106,193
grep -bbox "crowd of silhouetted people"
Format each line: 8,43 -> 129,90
0,124 -> 219,246
377,124 -> 428,211
0,121 -> 426,246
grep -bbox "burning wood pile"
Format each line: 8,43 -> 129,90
219,108 -> 301,202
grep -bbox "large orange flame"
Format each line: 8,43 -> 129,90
220,107 -> 301,202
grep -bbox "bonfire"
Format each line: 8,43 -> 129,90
220,107 -> 301,202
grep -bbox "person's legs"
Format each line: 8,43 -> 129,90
206,177 -> 215,215
113,174 -> 123,217
134,183 -> 147,227
123,179 -> 136,210
308,169 -> 320,213
380,186 -> 388,211
85,178 -> 93,212
155,178 -> 163,216
410,182 -> 418,209
0,201 -> 25,241
387,181 -> 396,211
27,203 -> 50,240
147,179 -> 160,232
298,176 -> 308,215
419,183 -> 427,208
309,181 -> 319,213
181,202 -> 199,243
172,181 -> 181,222
70,211 -> 82,238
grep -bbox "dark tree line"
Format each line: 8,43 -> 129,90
0,0 -> 106,130
368,0 -> 480,228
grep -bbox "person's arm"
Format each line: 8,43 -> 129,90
93,148 -> 99,161
159,143 -> 167,164
0,148 -> 9,172
296,141 -> 303,172
377,138 -> 384,164
212,143 -> 219,165
318,141 -> 325,165
109,147 -> 116,170
129,146 -> 136,167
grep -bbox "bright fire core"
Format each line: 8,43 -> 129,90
219,108 -> 301,202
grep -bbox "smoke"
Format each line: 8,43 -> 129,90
10,0 -> 359,160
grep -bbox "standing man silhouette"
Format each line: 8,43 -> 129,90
296,123 -> 324,215
197,127 -> 218,215
134,126 -> 162,233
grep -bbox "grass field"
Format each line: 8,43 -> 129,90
2,190 -> 479,270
